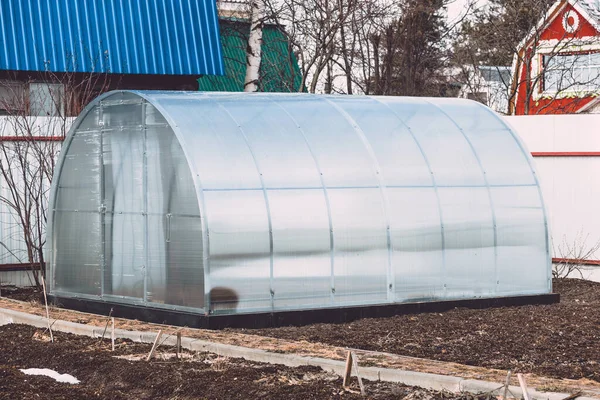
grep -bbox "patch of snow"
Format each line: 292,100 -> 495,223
19,368 -> 80,384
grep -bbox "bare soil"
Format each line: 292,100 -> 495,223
237,278 -> 600,383
1,278 -> 600,396
0,286 -> 42,302
0,324 -> 487,400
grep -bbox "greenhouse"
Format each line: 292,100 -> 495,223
47,91 -> 554,326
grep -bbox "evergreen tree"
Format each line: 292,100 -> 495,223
453,0 -> 555,67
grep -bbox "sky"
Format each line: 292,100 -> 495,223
446,0 -> 490,24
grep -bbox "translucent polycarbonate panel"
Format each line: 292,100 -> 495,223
145,214 -> 167,303
104,213 -> 145,299
204,190 -> 271,313
53,117 -> 102,295
145,116 -> 204,308
377,97 -> 485,187
431,99 -> 536,186
53,210 -> 102,295
145,101 -> 169,126
438,188 -> 496,297
53,129 -> 101,212
388,188 -> 444,301
149,95 -> 263,190
216,98 -> 323,189
51,94 -> 205,310
328,188 -> 389,304
101,119 -> 145,300
146,125 -> 199,216
77,106 -> 100,131
156,215 -> 204,308
102,127 -> 144,214
268,189 -> 332,308
101,93 -> 145,128
49,90 -> 552,317
492,186 -> 549,294
327,97 -> 433,187
275,97 -> 380,188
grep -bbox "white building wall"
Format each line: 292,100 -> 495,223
505,114 -> 600,267
505,114 -> 600,152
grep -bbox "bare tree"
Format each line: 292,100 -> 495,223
0,71 -> 110,288
263,0 -> 391,94
262,0 -> 474,96
553,231 -> 600,279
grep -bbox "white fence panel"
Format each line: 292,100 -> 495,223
0,116 -> 71,287
505,114 -> 600,269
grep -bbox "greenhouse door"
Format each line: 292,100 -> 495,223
101,125 -> 148,301
98,98 -> 204,307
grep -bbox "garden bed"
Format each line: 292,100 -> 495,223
2,278 -> 600,392
237,279 -> 600,383
0,324 -> 484,400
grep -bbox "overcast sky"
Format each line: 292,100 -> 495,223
446,0 -> 490,24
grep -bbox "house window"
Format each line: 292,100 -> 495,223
0,81 -> 26,115
543,52 -> 600,92
29,83 -> 65,116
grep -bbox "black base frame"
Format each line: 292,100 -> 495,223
49,293 -> 560,330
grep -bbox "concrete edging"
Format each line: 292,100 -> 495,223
0,307 -> 595,400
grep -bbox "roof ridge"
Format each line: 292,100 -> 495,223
577,0 -> 600,21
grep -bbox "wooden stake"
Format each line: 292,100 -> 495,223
343,351 -> 353,387
40,275 -> 53,343
146,330 -> 163,361
351,352 -> 365,396
176,332 -> 181,359
517,373 -> 530,400
111,317 -> 115,351
561,392 -> 583,400
503,370 -> 512,400
99,308 -> 113,342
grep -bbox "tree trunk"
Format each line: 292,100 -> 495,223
244,0 -> 264,92
372,35 -> 381,95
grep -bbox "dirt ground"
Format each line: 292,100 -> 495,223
2,278 -> 600,395
238,279 -> 600,383
0,285 -> 42,302
0,324 -> 489,400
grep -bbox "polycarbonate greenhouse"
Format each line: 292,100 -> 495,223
47,91 -> 553,324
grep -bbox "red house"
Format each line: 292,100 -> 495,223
510,0 -> 600,115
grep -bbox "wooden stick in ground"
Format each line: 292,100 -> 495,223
146,330 -> 163,361
111,317 -> 115,351
351,351 -> 365,396
342,351 -> 353,387
517,373 -> 530,400
99,308 -> 114,342
40,275 -> 53,343
502,370 -> 512,400
561,392 -> 583,400
176,332 -> 181,359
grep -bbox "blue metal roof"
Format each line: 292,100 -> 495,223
0,0 -> 224,76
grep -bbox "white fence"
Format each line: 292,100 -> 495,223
505,114 -> 600,275
1,113 -> 598,286
0,116 -> 71,286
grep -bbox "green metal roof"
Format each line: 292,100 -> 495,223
198,20 -> 303,92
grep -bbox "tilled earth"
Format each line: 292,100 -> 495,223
237,279 -> 600,383
0,324 -> 488,400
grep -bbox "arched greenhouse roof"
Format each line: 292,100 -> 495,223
48,91 -> 551,319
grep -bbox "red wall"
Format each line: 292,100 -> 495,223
514,3 -> 600,115
540,4 -> 597,41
